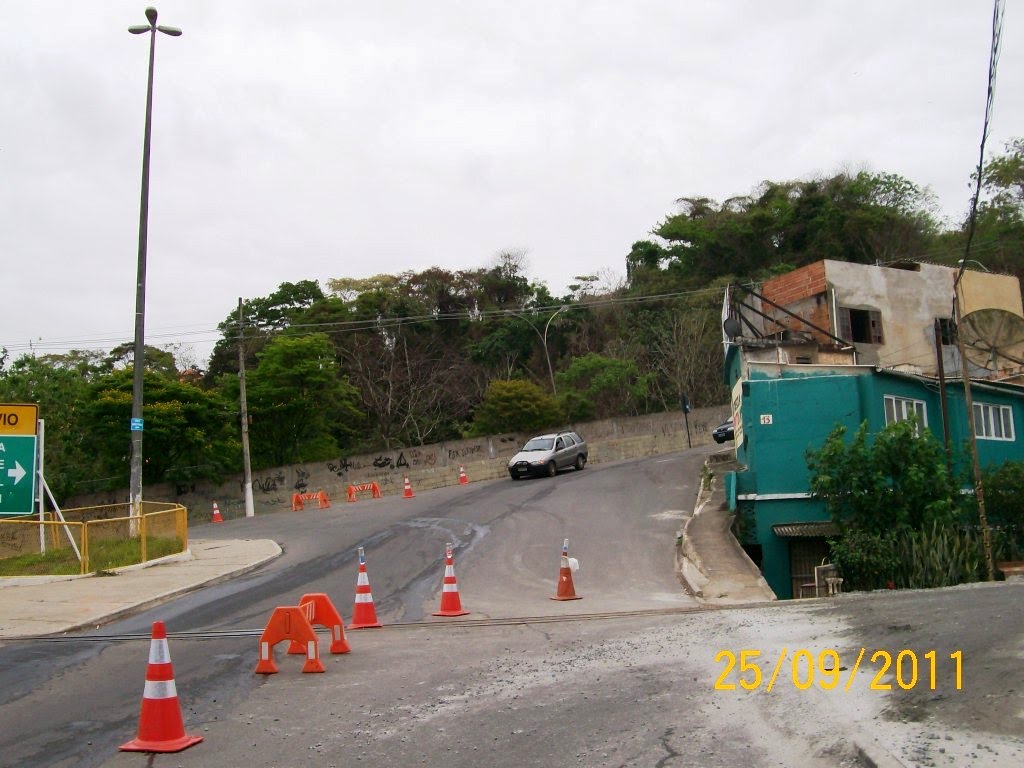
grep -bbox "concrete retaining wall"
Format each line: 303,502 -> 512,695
66,407 -> 730,521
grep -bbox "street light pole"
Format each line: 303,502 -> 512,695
510,306 -> 569,394
542,306 -> 568,395
128,8 -> 180,517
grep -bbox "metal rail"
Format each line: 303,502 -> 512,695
13,604 -> 754,643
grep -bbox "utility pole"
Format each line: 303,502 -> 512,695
953,291 -> 995,581
238,298 -> 255,518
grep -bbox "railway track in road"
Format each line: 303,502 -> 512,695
17,603 -> 745,644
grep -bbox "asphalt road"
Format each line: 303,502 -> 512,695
1,447 -> 1021,768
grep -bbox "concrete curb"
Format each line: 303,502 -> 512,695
59,542 -> 283,636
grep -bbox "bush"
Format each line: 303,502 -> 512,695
468,379 -> 561,436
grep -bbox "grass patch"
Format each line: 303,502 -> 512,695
0,536 -> 184,577
0,549 -> 81,577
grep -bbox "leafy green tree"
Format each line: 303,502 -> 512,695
555,353 -> 652,420
807,420 -> 961,535
237,333 -> 363,468
653,172 -> 939,283
85,369 -> 239,491
0,352 -> 104,500
468,379 -> 560,436
207,280 -> 327,381
806,420 -> 970,590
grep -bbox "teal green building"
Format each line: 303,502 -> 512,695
723,347 -> 1024,598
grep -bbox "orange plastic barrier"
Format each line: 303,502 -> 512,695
291,490 -> 331,511
346,482 -> 382,503
254,604 -> 324,674
288,593 -> 351,655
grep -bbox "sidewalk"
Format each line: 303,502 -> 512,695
0,538 -> 281,639
677,450 -> 777,603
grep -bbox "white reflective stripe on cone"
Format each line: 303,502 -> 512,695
148,639 -> 171,665
443,584 -> 459,592
445,565 -> 455,577
307,641 -> 316,658
261,642 -> 270,660
143,679 -> 178,700
354,593 -> 374,603
357,572 -> 370,586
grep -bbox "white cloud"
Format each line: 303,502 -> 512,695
1,0 -> 1019,366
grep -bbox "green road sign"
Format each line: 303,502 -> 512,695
0,403 -> 38,517
0,435 -> 38,516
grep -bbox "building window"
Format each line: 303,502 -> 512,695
838,307 -> 884,344
936,318 -> 956,346
974,403 -> 1015,441
884,395 -> 927,431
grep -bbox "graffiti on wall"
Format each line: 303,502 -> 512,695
253,471 -> 286,494
448,444 -> 483,461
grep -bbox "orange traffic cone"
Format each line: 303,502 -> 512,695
458,465 -> 469,485
349,547 -> 382,629
551,538 -> 582,601
211,501 -> 223,523
120,621 -> 204,753
403,477 -> 415,498
433,542 -> 470,617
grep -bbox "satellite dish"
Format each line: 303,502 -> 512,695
723,317 -> 743,339
958,309 -> 1024,372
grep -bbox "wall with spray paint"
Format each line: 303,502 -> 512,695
66,408 -> 729,521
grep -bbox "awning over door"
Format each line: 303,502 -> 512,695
771,521 -> 838,538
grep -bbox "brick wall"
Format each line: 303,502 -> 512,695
761,262 -> 827,307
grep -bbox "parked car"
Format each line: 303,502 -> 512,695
712,418 -> 734,444
508,431 -> 588,479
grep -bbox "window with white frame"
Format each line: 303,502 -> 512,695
973,402 -> 1015,441
884,395 -> 927,430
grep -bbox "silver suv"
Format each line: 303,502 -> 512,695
507,431 -> 588,479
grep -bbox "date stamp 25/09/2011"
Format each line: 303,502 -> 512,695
714,648 -> 963,693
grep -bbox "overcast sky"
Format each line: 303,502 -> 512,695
2,1 -> 1020,369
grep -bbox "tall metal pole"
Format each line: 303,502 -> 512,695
128,8 -> 180,518
238,299 -> 255,517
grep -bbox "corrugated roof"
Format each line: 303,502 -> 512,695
771,521 -> 838,538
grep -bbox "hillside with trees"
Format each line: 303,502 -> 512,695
3,139 -> 1023,503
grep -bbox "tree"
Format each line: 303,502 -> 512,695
468,380 -> 560,436
653,172 -> 940,283
555,353 -> 652,421
807,420 -> 961,535
207,280 -> 327,381
84,369 -> 239,491
236,333 -> 363,469
806,420 -> 968,590
0,352 -> 103,500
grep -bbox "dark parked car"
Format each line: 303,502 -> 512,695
508,431 -> 588,479
712,418 -> 734,444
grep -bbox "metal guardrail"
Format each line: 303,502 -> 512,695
0,502 -> 188,575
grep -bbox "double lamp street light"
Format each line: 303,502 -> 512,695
127,8 -> 180,516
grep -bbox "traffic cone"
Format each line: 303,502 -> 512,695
349,547 -> 382,629
551,538 -> 582,601
433,542 -> 470,617
211,501 -> 223,523
458,465 -> 469,485
403,477 -> 415,498
120,621 -> 204,753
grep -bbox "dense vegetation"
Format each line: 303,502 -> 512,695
2,139 -> 1022,504
807,419 -> 1024,590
